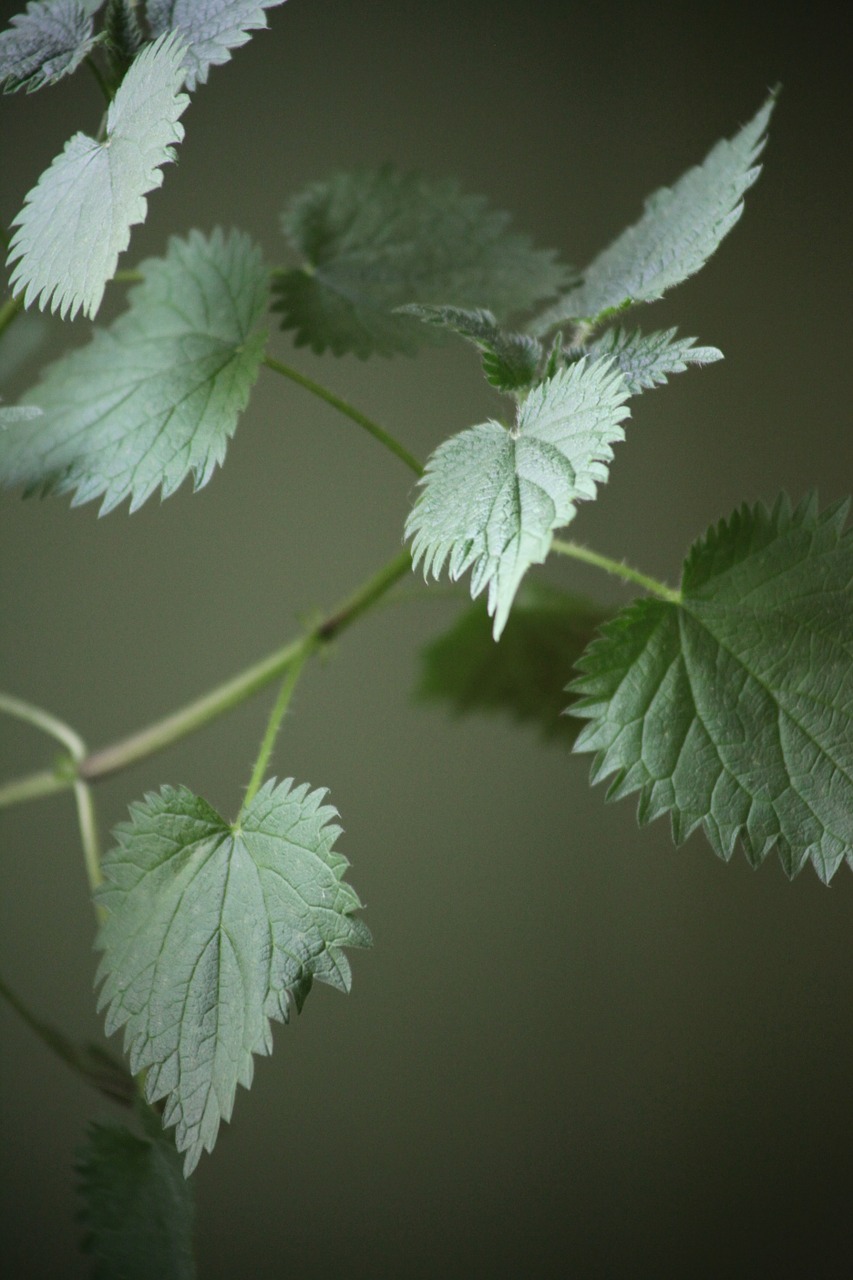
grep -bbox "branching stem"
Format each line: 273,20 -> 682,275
550,538 -> 681,603
263,354 -> 424,477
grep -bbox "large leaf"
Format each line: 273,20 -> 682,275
0,229 -> 269,512
274,166 -> 569,357
95,780 -> 372,1175
6,30 -> 188,320
0,0 -> 96,93
148,0 -> 287,90
570,493 -> 853,882
407,358 -> 630,639
532,94 -> 775,332
418,582 -> 611,744
586,326 -> 722,395
77,1105 -> 196,1278
398,304 -> 544,393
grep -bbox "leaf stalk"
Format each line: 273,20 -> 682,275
550,538 -> 681,603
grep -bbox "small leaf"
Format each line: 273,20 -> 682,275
148,0 -> 287,91
398,304 -> 543,392
77,1105 -> 196,1278
274,166 -> 569,357
533,94 -> 775,331
102,0 -> 144,78
418,581 -> 612,743
0,228 -> 268,512
570,493 -> 853,882
0,0 -> 96,93
587,326 -> 722,395
407,358 -> 630,639
7,30 -> 189,320
95,780 -> 371,1175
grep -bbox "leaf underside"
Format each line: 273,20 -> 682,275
418,581 -> 612,744
532,94 -> 775,332
77,1105 -> 196,1279
148,0 -> 287,90
407,358 -> 630,639
1,228 -> 269,513
7,30 -> 189,320
570,493 -> 853,882
586,326 -> 723,395
0,0 -> 95,92
274,166 -> 570,357
95,780 -> 371,1176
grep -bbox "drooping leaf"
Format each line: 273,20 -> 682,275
586,326 -> 723,395
95,780 -> 372,1176
0,229 -> 269,512
77,1105 -> 196,1278
0,0 -> 96,93
418,581 -> 611,743
570,493 -> 853,882
398,304 -> 543,392
407,358 -> 630,639
274,166 -> 570,357
148,0 -> 287,90
6,30 -> 189,320
532,94 -> 775,332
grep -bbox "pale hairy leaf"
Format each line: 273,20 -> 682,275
0,403 -> 42,424
407,358 -> 630,638
532,94 -> 775,331
77,1106 -> 196,1278
274,166 -> 569,357
7,31 -> 189,320
398,304 -> 543,392
95,780 -> 372,1176
570,493 -> 853,882
0,0 -> 95,92
587,326 -> 722,394
0,229 -> 268,512
148,0 -> 287,90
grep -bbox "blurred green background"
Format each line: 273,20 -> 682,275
1,1 -> 851,1275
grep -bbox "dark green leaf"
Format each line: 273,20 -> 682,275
398,304 -> 543,392
570,493 -> 853,882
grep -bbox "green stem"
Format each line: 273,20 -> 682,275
240,642 -> 315,818
550,538 -> 681,603
74,781 -> 104,898
75,548 -> 413,783
0,294 -> 23,342
85,54 -> 113,106
0,768 -> 71,809
0,692 -> 87,760
263,354 -> 424,477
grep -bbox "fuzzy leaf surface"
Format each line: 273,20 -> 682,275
533,95 -> 774,331
95,780 -> 372,1176
0,0 -> 95,92
148,0 -> 287,90
407,359 -> 630,639
418,582 -> 611,743
77,1106 -> 196,1278
274,167 -> 569,357
1,229 -> 268,512
398,304 -> 543,392
586,327 -> 722,394
6,31 -> 188,319
0,403 -> 41,424
570,494 -> 853,882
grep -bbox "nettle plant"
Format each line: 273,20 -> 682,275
2,1 -> 851,1273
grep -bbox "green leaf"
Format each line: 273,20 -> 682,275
0,0 -> 96,93
0,403 -> 41,424
148,0 -> 287,91
570,493 -> 853,882
273,166 -> 569,358
0,229 -> 268,512
95,780 -> 372,1175
102,0 -> 144,79
7,30 -> 189,320
586,326 -> 723,395
77,1105 -> 196,1278
398,304 -> 544,392
532,94 -> 775,332
407,358 -> 630,639
418,581 -> 612,744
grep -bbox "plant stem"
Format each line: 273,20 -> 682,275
0,692 -> 87,760
0,294 -> 23,341
75,548 -> 413,783
263,354 -> 424,477
74,781 -> 104,898
550,538 -> 681,603
239,642 -> 315,818
85,54 -> 113,105
0,768 -> 71,809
